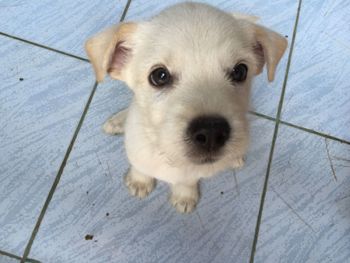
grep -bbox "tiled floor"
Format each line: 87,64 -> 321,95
0,0 -> 349,262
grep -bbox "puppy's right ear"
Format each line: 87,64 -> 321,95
85,23 -> 137,82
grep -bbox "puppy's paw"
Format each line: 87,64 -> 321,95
124,170 -> 155,199
170,184 -> 199,213
103,118 -> 124,135
102,109 -> 128,135
102,120 -> 124,135
232,157 -> 245,169
170,195 -> 197,213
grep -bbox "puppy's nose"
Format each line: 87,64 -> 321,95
187,116 -> 231,152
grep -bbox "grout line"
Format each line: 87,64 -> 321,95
0,249 -> 41,263
20,82 -> 98,263
249,110 -> 276,122
0,0 -> 132,63
0,250 -> 21,260
120,0 -> 132,21
23,258 -> 42,263
280,120 -> 350,145
248,111 -> 350,145
20,1 -> 132,261
0,32 -> 90,63
249,0 -> 303,262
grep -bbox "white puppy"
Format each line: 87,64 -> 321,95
85,2 -> 287,213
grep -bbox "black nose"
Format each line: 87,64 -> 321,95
187,116 -> 231,152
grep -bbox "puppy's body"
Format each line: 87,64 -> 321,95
86,3 -> 287,213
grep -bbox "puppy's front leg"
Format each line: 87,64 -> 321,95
232,157 -> 245,169
103,108 -> 128,135
125,167 -> 155,199
170,182 -> 199,213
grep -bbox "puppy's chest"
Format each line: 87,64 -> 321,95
126,140 -> 189,184
124,109 -> 187,184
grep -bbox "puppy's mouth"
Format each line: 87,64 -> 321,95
188,154 -> 220,165
201,156 -> 217,164
197,157 -> 218,165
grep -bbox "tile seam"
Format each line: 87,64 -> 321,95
0,249 -> 41,263
0,0 -> 132,63
249,111 -> 350,145
249,0 -> 304,262
20,82 -> 98,262
20,1 -> 132,261
0,32 -> 89,63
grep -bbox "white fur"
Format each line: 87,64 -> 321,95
86,2 -> 287,213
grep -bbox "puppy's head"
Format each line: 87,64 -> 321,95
86,3 -> 287,172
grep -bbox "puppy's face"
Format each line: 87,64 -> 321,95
86,3 -> 287,172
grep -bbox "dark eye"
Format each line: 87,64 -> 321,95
149,67 -> 172,87
229,63 -> 248,82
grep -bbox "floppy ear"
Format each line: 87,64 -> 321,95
85,22 -> 137,82
252,24 -> 288,82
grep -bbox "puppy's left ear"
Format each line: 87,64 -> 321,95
252,24 -> 288,82
85,22 -> 137,82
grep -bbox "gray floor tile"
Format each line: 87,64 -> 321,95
0,36 -> 94,254
0,256 -> 19,263
282,0 -> 350,141
0,0 -> 127,57
255,124 -> 350,263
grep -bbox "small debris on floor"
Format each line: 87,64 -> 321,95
85,234 -> 93,240
285,35 -> 288,38
220,191 -> 224,195
19,78 -> 24,81
106,213 -> 109,216
86,191 -> 89,195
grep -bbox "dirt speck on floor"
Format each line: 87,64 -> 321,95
85,234 -> 93,240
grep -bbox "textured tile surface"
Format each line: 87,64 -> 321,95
282,0 -> 350,141
0,256 -> 19,263
28,78 -> 275,263
0,36 -> 94,254
2,0 -> 349,262
255,125 -> 350,263
0,256 -> 40,263
0,0 -> 127,57
125,0 -> 297,118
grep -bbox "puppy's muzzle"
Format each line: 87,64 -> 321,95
186,116 -> 231,164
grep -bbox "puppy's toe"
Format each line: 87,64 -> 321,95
124,174 -> 155,199
232,157 -> 245,169
170,195 -> 197,213
103,120 -> 124,135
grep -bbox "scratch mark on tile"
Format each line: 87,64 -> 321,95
105,160 -> 114,183
196,212 -> 206,231
332,156 -> 350,162
233,170 -> 240,197
271,188 -> 317,234
323,31 -> 350,53
335,194 -> 350,203
334,164 -> 350,168
324,138 -> 337,181
95,152 -> 103,166
323,0 -> 337,17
